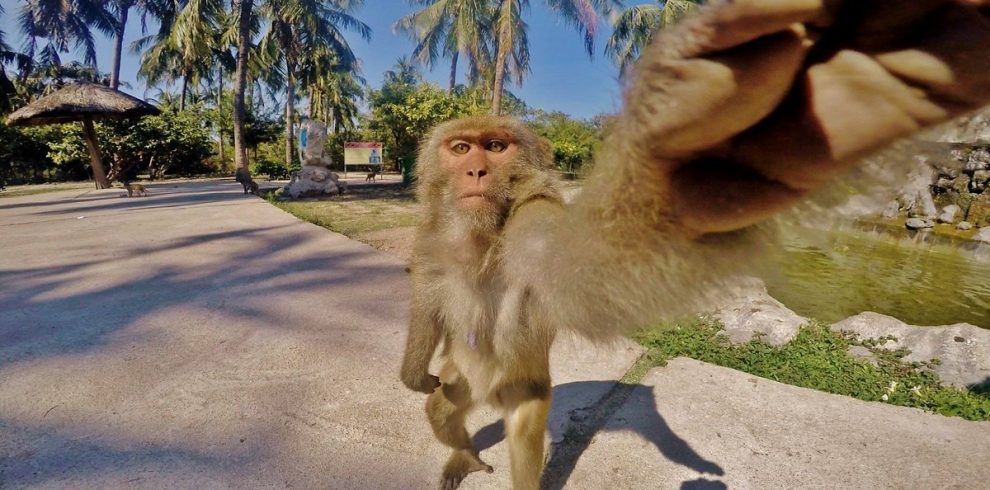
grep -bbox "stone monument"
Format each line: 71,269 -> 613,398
282,119 -> 346,198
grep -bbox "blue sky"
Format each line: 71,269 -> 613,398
0,0 -> 646,119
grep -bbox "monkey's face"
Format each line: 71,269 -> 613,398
439,129 -> 518,215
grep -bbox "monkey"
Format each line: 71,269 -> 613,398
399,1 -> 990,489
124,182 -> 148,197
235,167 -> 253,194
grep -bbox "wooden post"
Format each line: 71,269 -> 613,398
80,117 -> 110,189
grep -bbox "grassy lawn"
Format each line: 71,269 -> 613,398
266,184 -> 422,237
266,184 -> 990,421
0,182 -> 94,198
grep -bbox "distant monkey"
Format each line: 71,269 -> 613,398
124,183 -> 148,197
400,1 -> 990,489
235,167 -> 253,194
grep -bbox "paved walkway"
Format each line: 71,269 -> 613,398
1,181 -> 987,489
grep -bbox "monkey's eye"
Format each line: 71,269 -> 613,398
486,140 -> 507,153
450,142 -> 471,155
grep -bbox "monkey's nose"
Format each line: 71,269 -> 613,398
467,169 -> 487,179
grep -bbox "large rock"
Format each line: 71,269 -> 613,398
282,166 -> 346,198
976,226 -> 990,243
965,147 -> 990,172
967,192 -> 990,226
712,277 -> 807,346
907,189 -> 937,218
957,221 -> 974,230
833,312 -> 990,389
881,200 -> 900,219
937,204 -> 961,223
972,169 -> 990,192
905,217 -> 934,230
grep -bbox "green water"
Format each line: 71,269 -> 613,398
766,225 -> 990,329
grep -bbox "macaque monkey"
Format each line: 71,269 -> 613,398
400,1 -> 990,489
124,183 -> 148,197
235,167 -> 254,194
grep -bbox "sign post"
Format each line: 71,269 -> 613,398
343,142 -> 384,179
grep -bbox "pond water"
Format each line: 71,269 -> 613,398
765,224 -> 990,329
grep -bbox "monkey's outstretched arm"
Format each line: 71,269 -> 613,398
513,0 -> 990,340
400,281 -> 443,393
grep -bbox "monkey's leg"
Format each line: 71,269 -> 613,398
426,368 -> 493,489
500,385 -> 551,490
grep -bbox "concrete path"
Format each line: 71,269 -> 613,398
1,181 -> 988,489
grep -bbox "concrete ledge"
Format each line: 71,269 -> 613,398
566,357 -> 990,489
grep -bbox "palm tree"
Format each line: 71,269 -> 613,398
606,0 -> 703,78
134,0 -> 224,110
489,0 -> 619,115
306,68 -> 364,133
393,0 -> 491,92
108,0 -> 161,89
18,0 -> 118,67
260,0 -> 370,167
1,5 -> 34,112
233,0 -> 255,177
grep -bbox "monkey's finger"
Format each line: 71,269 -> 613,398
678,0 -> 834,56
629,27 -> 809,160
732,2 -> 990,192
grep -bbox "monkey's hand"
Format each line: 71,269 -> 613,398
622,0 -> 990,236
400,369 -> 441,394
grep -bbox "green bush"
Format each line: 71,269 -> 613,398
252,158 -> 294,180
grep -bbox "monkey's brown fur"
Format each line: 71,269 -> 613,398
401,1 -> 990,489
125,183 -> 148,197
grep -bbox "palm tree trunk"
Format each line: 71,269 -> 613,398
448,51 -> 458,92
217,70 -> 225,163
81,118 -> 110,189
180,73 -> 189,111
491,45 -> 509,115
110,1 -> 131,90
233,0 -> 254,176
491,5 -> 513,116
285,65 -> 295,167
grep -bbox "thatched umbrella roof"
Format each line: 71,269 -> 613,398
5,81 -> 160,127
5,81 -> 161,189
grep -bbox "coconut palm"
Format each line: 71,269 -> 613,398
232,0 -> 256,176
133,0 -> 225,110
1,5 -> 34,112
489,0 -> 620,115
606,0 -> 703,78
108,0 -> 162,89
259,0 -> 370,166
306,67 -> 365,134
393,0 -> 492,92
18,0 -> 118,67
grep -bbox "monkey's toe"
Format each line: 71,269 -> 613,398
440,450 -> 494,489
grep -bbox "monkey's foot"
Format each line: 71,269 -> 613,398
440,450 -> 493,490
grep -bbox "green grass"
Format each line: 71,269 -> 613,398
634,317 -> 990,421
266,185 -> 422,236
0,182 -> 94,198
